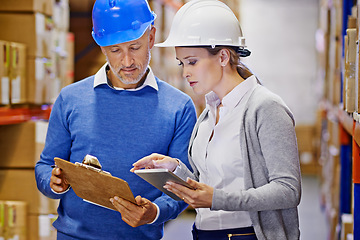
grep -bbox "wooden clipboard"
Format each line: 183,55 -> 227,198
54,157 -> 136,211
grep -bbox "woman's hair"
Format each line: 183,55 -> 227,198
203,46 -> 252,79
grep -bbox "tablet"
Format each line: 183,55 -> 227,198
134,169 -> 195,201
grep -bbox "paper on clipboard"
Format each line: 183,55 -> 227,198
54,157 -> 136,211
134,169 -> 195,201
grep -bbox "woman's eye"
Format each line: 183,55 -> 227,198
178,61 -> 184,66
189,60 -> 197,65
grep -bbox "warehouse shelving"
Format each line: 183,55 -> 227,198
0,105 -> 52,125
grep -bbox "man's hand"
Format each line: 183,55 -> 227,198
50,167 -> 69,193
110,196 -> 158,227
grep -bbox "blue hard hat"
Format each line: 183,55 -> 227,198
92,0 -> 156,47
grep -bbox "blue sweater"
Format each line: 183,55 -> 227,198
35,75 -> 197,239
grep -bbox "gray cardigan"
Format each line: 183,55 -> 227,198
176,84 -> 301,240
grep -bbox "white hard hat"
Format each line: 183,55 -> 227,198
155,0 -> 247,49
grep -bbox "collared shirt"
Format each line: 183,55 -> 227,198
93,62 -> 160,223
93,63 -> 159,91
192,75 -> 258,230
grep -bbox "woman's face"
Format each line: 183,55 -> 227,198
175,47 -> 223,95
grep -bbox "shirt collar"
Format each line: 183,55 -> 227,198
205,74 -> 258,111
93,63 -> 158,91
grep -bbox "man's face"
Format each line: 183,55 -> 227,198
101,27 -> 156,89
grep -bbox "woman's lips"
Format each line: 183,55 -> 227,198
189,81 -> 197,87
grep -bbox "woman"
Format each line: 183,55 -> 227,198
131,0 -> 301,239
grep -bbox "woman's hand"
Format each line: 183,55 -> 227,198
164,178 -> 214,208
130,153 -> 179,172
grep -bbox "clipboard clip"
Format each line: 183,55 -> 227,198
75,154 -> 111,175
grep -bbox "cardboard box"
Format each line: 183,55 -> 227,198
0,13 -> 53,58
53,2 -> 70,31
295,125 -> 315,152
341,213 -> 353,240
0,41 -> 11,105
4,201 -> 27,228
0,121 -> 48,168
69,0 -> 95,12
0,169 -> 59,214
9,42 -> 27,105
0,201 -> 27,240
28,214 -> 57,240
27,57 -> 53,105
0,0 -> 54,16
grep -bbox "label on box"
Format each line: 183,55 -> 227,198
35,58 -> 45,81
0,202 -> 4,228
38,215 -> 51,237
35,13 -> 45,36
36,121 -> 48,144
1,77 -> 9,104
11,76 -> 21,104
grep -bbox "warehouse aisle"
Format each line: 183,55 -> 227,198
161,175 -> 328,240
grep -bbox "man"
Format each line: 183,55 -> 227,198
35,0 -> 197,239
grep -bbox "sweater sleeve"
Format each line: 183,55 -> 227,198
212,90 -> 301,212
152,98 -> 197,224
35,93 -> 72,199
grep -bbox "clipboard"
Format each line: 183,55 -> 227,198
134,169 -> 195,201
54,157 -> 136,211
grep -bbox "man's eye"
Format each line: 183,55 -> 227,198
110,49 -> 119,53
131,47 -> 140,51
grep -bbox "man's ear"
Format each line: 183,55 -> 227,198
149,27 -> 157,49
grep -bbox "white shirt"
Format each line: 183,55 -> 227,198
192,75 -> 258,230
93,63 -> 158,91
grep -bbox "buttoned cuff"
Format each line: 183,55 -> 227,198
50,186 -> 71,195
147,203 -> 160,224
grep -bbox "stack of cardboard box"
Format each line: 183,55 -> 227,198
0,0 -> 73,105
0,121 -> 58,239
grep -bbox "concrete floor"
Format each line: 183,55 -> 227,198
161,175 -> 328,240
